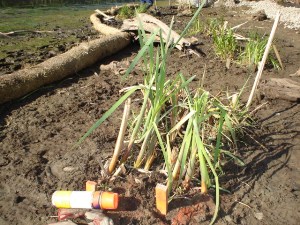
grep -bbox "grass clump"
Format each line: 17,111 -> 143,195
206,18 -> 237,59
192,18 -> 280,69
76,4 -> 249,224
212,27 -> 237,59
186,17 -> 205,36
118,5 -> 135,19
118,4 -> 149,19
239,33 -> 280,69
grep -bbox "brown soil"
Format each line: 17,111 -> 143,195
0,6 -> 300,225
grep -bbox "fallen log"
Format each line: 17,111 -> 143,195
0,32 -> 131,104
260,78 -> 300,102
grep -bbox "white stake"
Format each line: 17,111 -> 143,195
246,12 -> 281,108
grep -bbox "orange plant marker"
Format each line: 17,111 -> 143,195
155,183 -> 168,215
86,181 -> 97,192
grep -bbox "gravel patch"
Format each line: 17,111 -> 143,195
222,0 -> 300,30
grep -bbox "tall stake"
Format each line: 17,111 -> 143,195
246,12 -> 280,108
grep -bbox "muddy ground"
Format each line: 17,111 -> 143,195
0,4 -> 300,225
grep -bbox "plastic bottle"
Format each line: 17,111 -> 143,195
52,191 -> 118,210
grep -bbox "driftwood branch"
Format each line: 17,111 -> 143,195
0,30 -> 55,38
289,68 -> 300,77
260,78 -> 300,102
121,13 -> 191,51
95,9 -> 115,21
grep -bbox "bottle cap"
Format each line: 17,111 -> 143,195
100,192 -> 119,210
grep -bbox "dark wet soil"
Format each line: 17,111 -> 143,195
0,25 -> 100,76
0,5 -> 300,225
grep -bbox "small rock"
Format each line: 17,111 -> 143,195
58,45 -> 66,51
254,212 -> 264,221
63,166 -> 76,172
85,211 -> 114,225
224,215 -> 233,222
85,211 -> 104,220
253,10 -> 268,21
177,9 -> 193,17
48,50 -> 57,57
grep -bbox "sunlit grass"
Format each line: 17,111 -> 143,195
117,4 -> 149,19
239,33 -> 280,69
185,17 -> 205,36
0,7 -> 92,32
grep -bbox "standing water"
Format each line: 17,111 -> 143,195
0,0 -> 168,8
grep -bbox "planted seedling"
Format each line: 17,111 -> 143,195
239,33 -> 280,69
76,3 -> 250,224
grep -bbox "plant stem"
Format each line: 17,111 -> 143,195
108,98 -> 131,174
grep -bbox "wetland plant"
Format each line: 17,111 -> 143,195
76,4 -> 249,224
239,33 -> 280,69
118,4 -> 148,19
186,17 -> 205,36
211,21 -> 237,59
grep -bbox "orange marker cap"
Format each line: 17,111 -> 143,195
86,180 -> 97,192
100,192 -> 119,210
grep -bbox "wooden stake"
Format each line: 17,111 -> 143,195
246,12 -> 280,108
155,184 -> 168,215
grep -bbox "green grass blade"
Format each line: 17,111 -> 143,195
153,122 -> 173,194
214,106 -> 226,166
193,119 -> 219,225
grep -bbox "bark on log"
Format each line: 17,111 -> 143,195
260,78 -> 300,102
0,32 -> 131,104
